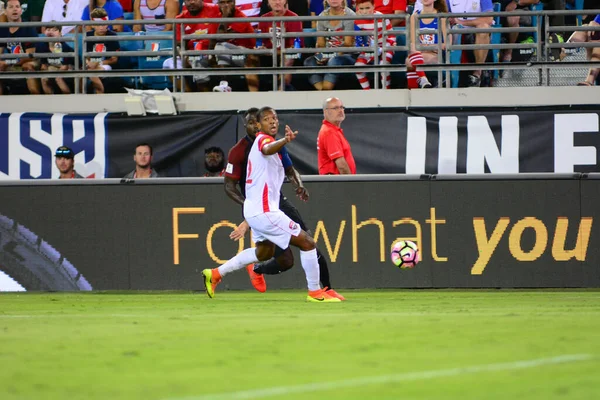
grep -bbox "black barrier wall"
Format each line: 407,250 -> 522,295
0,175 -> 599,291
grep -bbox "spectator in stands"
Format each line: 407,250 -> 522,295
568,13 -> 599,86
55,146 -> 85,179
541,0 -> 566,40
85,7 -> 120,93
42,0 -> 89,35
261,0 -> 310,29
82,0 -> 126,32
132,0 -> 179,32
36,24 -> 75,94
0,0 -> 41,95
309,0 -> 324,29
447,0 -> 493,87
317,97 -> 356,175
118,0 -> 133,12
354,0 -> 396,90
406,0 -> 448,88
499,0 -> 540,64
203,146 -> 225,177
212,0 -> 259,91
208,0 -> 261,22
163,0 -> 220,92
374,0 -> 407,27
258,0 -> 304,90
303,0 -> 356,91
124,143 -> 160,178
0,0 -> 44,23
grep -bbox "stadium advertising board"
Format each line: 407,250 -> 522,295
0,176 -> 598,292
1,107 -> 599,179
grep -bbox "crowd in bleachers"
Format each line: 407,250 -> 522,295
0,0 -> 598,94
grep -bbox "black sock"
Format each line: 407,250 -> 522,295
317,248 -> 332,289
253,258 -> 284,275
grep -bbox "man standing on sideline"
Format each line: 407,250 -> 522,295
317,97 -> 356,175
123,143 -> 160,178
55,146 -> 84,179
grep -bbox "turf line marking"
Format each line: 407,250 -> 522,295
169,354 -> 593,400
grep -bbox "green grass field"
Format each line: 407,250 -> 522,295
1,290 -> 599,400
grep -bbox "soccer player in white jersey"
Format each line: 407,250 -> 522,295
202,107 -> 342,302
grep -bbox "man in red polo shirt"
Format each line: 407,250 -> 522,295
317,97 -> 357,175
374,0 -> 406,27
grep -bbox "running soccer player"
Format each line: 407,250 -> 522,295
224,107 -> 344,300
202,107 -> 343,302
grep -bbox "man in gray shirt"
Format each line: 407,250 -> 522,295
123,143 -> 160,179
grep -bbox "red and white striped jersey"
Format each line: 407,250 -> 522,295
355,12 -> 396,47
243,133 -> 285,218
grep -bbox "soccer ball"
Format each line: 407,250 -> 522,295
391,240 -> 420,269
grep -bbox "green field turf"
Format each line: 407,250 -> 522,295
1,290 -> 599,400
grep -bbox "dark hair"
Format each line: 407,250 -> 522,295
204,146 -> 224,157
135,143 -> 153,155
434,0 -> 448,13
6,0 -> 23,6
244,107 -> 259,121
257,106 -> 275,122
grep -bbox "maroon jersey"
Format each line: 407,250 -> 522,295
225,135 -> 253,196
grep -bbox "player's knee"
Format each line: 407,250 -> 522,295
277,250 -> 294,271
301,235 -> 316,251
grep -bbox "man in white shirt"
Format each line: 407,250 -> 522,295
42,0 -> 89,35
202,106 -> 342,302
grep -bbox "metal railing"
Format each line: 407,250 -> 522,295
0,9 -> 598,93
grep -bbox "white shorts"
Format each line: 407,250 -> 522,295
101,64 -> 112,71
247,210 -> 302,250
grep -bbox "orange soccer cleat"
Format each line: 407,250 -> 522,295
324,288 -> 346,301
246,264 -> 267,293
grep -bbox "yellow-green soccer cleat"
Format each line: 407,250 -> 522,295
202,269 -> 221,298
306,288 -> 342,302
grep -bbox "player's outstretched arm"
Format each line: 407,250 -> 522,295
262,126 -> 298,155
285,166 -> 309,202
224,176 -> 245,207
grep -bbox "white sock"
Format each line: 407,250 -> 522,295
300,249 -> 320,291
217,248 -> 258,277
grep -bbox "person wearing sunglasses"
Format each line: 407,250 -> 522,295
317,97 -> 356,175
55,146 -> 85,179
42,0 -> 89,35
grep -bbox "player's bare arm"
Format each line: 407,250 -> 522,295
224,176 -> 245,206
262,125 -> 298,155
285,166 -> 309,202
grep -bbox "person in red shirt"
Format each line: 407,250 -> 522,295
213,0 -> 259,91
317,97 -> 357,175
258,0 -> 303,90
170,0 -> 220,91
374,0 -> 406,27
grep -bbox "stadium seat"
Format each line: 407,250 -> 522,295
117,32 -> 143,86
531,3 -> 544,43
565,0 -> 584,26
124,12 -> 134,20
137,40 -> 173,90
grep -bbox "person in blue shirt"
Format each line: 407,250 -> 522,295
82,0 -> 127,32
